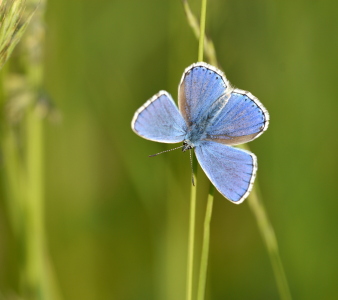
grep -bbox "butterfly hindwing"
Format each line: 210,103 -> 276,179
195,141 -> 257,203
178,62 -> 228,127
204,89 -> 270,145
132,91 -> 187,143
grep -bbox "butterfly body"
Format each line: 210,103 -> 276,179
132,62 -> 269,204
183,93 -> 231,147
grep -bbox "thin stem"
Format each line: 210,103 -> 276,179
25,105 -> 44,298
21,1 -> 61,299
240,143 -> 292,300
186,163 -> 197,300
186,1 -> 208,299
197,184 -> 214,300
181,0 -> 217,66
23,0 -> 46,296
198,0 -> 207,62
247,184 -> 292,300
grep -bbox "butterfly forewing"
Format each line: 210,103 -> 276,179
204,89 -> 270,145
178,62 -> 229,127
195,141 -> 257,203
132,91 -> 187,143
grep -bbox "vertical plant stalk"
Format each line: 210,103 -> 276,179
20,1 -> 61,299
247,186 -> 292,300
25,104 -> 44,298
240,146 -> 292,300
197,0 -> 207,62
181,0 -> 217,66
0,0 -> 53,298
197,1 -> 215,299
182,2 -> 292,300
186,1 -> 208,300
186,161 -> 197,300
197,185 -> 214,300
22,1 -> 46,298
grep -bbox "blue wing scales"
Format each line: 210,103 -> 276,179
205,89 -> 270,145
195,141 -> 257,203
132,91 -> 187,143
178,62 -> 228,127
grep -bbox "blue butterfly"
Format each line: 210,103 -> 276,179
131,62 -> 269,204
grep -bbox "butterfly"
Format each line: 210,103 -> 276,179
131,62 -> 269,204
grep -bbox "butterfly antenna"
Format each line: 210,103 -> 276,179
149,145 -> 184,157
189,149 -> 195,186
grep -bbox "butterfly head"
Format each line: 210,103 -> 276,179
182,140 -> 193,152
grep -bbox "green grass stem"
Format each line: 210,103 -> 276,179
197,0 -> 207,62
1,0 -> 62,299
186,162 -> 197,300
181,0 -> 217,66
238,146 -> 292,300
197,184 -> 214,300
197,1 -> 215,299
23,2 -> 63,298
186,1 -> 208,299
247,185 -> 292,300
24,105 -> 44,299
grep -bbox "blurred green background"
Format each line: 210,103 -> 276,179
1,0 -> 338,299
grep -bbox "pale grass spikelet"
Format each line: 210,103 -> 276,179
0,0 -> 33,70
2,0 -> 59,124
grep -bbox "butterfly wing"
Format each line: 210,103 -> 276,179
195,141 -> 257,203
178,62 -> 229,127
132,91 -> 187,143
204,89 -> 270,145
